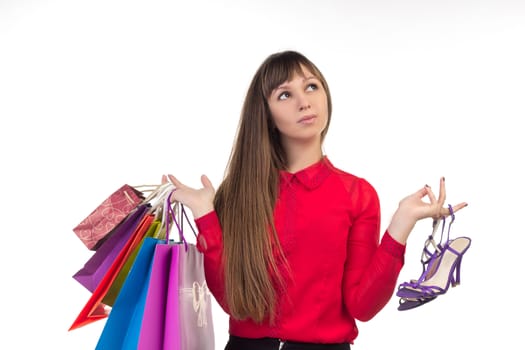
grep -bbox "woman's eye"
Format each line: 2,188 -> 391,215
306,83 -> 318,91
278,91 -> 291,100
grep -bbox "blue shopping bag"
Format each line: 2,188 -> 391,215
95,237 -> 160,350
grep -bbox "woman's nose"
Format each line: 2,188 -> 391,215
297,93 -> 311,111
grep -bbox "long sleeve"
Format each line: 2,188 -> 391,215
342,178 -> 405,321
194,210 -> 229,312
195,157 -> 407,344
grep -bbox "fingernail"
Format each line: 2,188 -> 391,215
442,176 -> 445,181
425,184 -> 430,188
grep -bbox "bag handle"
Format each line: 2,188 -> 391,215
143,183 -> 175,213
141,183 -> 199,249
164,190 -> 194,250
132,184 -> 160,193
180,203 -> 198,239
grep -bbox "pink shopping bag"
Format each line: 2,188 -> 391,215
73,184 -> 144,250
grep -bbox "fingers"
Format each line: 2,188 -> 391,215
201,174 -> 215,190
163,174 -> 214,191
402,177 -> 467,223
449,202 -> 468,214
414,186 -> 429,198
436,202 -> 466,218
422,184 -> 440,219
437,177 -> 446,207
161,175 -> 168,184
424,184 -> 436,203
425,177 -> 446,218
167,174 -> 183,188
436,173 -> 468,216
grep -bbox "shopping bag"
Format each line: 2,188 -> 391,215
95,237 -> 160,350
73,184 -> 144,250
138,199 -> 214,350
69,212 -> 155,331
178,243 -> 214,350
137,242 -> 181,350
72,204 -> 149,293
102,219 -> 162,306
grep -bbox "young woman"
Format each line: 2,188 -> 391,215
164,50 -> 467,350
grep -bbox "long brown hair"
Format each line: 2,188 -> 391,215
214,51 -> 332,324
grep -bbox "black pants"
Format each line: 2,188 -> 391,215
225,335 -> 350,350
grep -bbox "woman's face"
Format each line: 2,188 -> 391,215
267,66 -> 328,148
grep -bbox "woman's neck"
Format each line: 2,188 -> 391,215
284,141 -> 323,173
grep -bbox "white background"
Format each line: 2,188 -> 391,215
1,0 -> 523,349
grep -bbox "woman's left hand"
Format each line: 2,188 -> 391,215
387,177 -> 468,244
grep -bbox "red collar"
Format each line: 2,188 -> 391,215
279,156 -> 332,190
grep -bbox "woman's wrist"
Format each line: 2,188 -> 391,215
191,204 -> 215,219
386,209 -> 417,245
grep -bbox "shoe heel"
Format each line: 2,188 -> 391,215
451,256 -> 462,287
414,237 -> 471,297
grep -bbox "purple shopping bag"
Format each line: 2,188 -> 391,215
72,204 -> 149,292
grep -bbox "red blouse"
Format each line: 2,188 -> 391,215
194,156 -> 405,344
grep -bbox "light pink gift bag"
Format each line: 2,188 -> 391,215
178,243 -> 215,350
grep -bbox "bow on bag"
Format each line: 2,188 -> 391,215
190,281 -> 211,327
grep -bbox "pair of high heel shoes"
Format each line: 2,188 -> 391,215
396,205 -> 471,311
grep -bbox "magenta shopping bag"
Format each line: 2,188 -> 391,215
138,243 -> 181,350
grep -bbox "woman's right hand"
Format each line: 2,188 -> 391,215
162,174 -> 216,219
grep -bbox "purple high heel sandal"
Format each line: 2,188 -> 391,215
397,216 -> 447,310
397,218 -> 445,310
397,205 -> 471,310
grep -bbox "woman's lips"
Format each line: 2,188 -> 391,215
298,115 -> 316,124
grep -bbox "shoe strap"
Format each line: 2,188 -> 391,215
419,205 -> 455,273
402,237 -> 464,291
